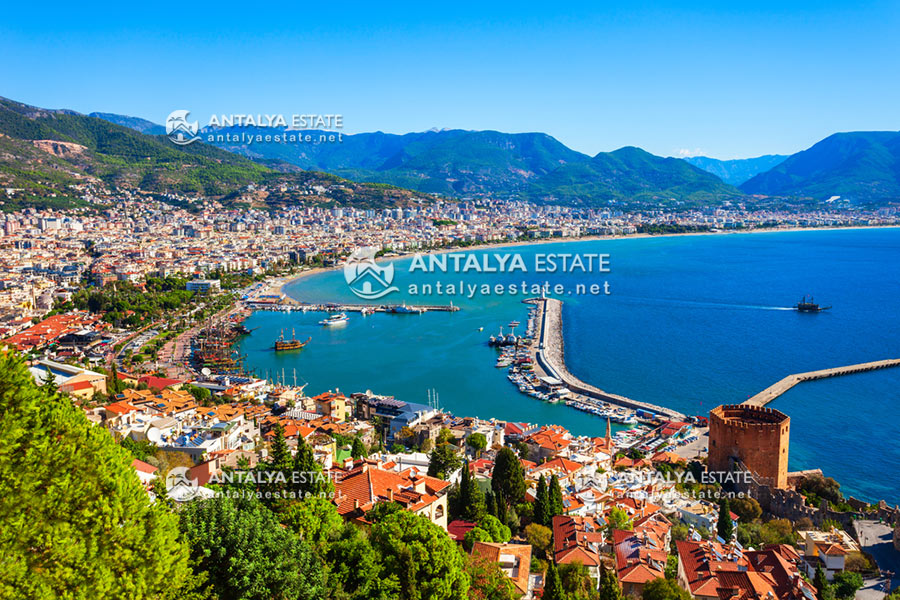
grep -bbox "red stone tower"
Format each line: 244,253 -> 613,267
708,404 -> 790,489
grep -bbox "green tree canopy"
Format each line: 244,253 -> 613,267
458,460 -> 486,522
642,577 -> 692,600
491,447 -> 526,506
428,443 -> 462,480
463,527 -> 493,552
325,522 -> 399,600
606,507 -> 634,536
351,436 -> 368,459
543,561 -> 567,600
467,432 -> 487,455
180,496 -> 325,600
549,474 -> 565,522
478,514 -> 512,543
281,496 -> 343,552
0,353 -> 191,598
535,475 -> 550,526
369,509 -> 469,600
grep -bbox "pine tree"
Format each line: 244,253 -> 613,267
0,353 -> 191,597
543,561 -> 567,600
535,475 -> 550,526
268,424 -> 292,471
717,498 -> 734,541
549,474 -> 565,521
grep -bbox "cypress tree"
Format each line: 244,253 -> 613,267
543,561 -> 566,600
717,498 -> 734,541
549,474 -> 565,521
459,461 -> 486,522
599,561 -> 624,600
535,475 -> 549,526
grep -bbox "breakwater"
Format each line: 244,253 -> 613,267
529,297 -> 686,420
743,358 -> 900,407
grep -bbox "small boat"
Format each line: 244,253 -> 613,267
320,313 -> 349,326
274,329 -> 311,351
391,303 -> 424,314
361,307 -> 375,316
478,327 -> 484,331
793,295 -> 831,313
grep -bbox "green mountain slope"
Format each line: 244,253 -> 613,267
528,146 -> 741,206
176,124 -> 742,206
0,98 -> 431,209
741,132 -> 900,201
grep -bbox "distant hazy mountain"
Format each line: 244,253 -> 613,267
89,112 -> 167,135
741,132 -> 900,201
683,154 -> 787,185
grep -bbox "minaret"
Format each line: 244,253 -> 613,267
605,417 -> 612,448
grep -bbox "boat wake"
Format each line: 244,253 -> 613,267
618,296 -> 795,311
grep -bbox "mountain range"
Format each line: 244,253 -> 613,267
0,97 -> 433,210
4,97 -> 900,209
193,126 -> 740,206
740,132 -> 900,201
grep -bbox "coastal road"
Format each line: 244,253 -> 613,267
854,520 -> 899,597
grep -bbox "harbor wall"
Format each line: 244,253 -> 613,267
531,298 -> 685,420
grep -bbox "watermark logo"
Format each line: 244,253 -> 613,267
166,110 -> 201,146
165,466 -> 201,501
344,247 -> 399,300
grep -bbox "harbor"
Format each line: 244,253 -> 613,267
485,296 -> 687,424
246,297 -> 460,314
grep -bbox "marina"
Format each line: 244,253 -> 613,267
485,296 -> 685,424
246,299 -> 460,314
528,296 -> 687,421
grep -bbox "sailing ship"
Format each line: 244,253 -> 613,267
274,329 -> 311,351
793,295 -> 831,313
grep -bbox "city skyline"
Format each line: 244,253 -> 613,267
3,1 -> 900,159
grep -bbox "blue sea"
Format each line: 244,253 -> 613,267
235,228 -> 900,504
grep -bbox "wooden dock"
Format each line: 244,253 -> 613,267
743,358 -> 900,407
529,297 -> 686,420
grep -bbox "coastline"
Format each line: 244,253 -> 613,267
272,223 -> 900,301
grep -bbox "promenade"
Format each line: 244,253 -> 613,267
529,297 -> 686,420
743,358 -> 900,407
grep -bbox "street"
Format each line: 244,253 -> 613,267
855,520 -> 898,599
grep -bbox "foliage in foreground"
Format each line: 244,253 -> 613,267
0,353 -> 191,598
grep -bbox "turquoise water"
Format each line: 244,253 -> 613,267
235,228 -> 900,503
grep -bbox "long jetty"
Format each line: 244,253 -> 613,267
743,358 -> 900,407
247,300 -> 460,313
528,297 -> 686,420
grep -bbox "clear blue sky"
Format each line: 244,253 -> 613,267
2,1 -> 898,159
